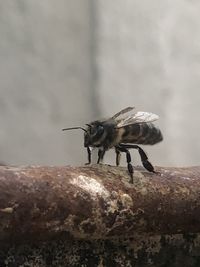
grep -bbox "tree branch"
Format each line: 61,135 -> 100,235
0,164 -> 200,243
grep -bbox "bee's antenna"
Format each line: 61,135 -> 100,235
85,124 -> 92,129
62,127 -> 87,133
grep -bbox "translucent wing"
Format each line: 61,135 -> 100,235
116,111 -> 159,128
112,107 -> 135,119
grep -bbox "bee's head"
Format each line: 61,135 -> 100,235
62,122 -> 105,148
84,122 -> 105,147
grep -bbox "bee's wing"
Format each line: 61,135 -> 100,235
116,111 -> 159,128
112,107 -> 135,119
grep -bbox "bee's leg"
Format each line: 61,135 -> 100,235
120,144 -> 155,173
85,146 -> 91,165
116,145 -> 133,183
97,149 -> 106,164
115,147 -> 121,166
97,149 -> 102,164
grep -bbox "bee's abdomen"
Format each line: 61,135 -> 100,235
121,123 -> 163,145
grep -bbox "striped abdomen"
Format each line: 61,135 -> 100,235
121,123 -> 163,145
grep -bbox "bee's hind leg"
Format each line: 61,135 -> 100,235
116,145 -> 134,183
119,144 -> 155,173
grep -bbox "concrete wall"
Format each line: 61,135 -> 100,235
0,0 -> 95,165
0,0 -> 199,167
95,0 -> 200,167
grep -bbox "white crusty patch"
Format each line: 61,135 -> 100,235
181,176 -> 191,180
70,175 -> 110,199
120,193 -> 133,208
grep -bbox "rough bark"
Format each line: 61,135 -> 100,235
0,164 -> 200,243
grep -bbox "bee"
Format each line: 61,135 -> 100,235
62,107 -> 163,183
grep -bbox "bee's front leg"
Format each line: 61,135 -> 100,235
85,146 -> 91,165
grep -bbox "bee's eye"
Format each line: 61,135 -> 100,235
90,125 -> 104,136
97,125 -> 104,135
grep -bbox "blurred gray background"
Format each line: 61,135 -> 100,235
0,0 -> 199,167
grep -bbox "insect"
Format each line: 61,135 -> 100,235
62,107 -> 163,183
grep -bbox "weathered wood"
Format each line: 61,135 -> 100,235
0,165 -> 200,243
1,234 -> 200,267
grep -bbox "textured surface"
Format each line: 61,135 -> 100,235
0,165 -> 200,266
0,165 -> 200,241
1,234 -> 200,267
